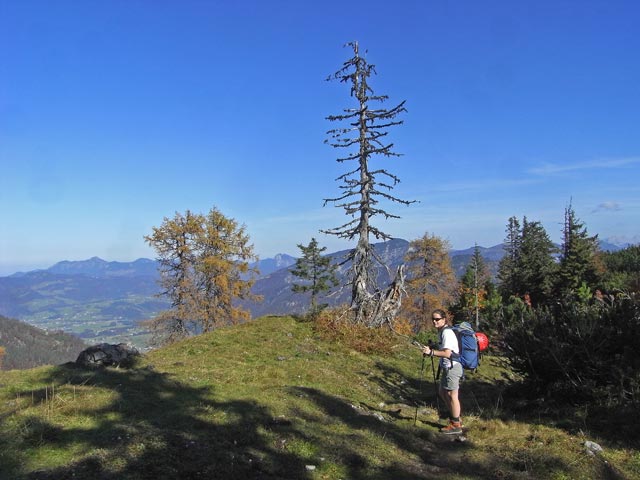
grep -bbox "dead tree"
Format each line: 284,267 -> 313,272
322,42 -> 415,325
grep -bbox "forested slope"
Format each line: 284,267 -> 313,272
0,315 -> 87,370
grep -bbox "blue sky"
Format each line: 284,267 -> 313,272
1,0 -> 639,276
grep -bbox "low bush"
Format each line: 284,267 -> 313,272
312,307 -> 400,354
500,293 -> 640,406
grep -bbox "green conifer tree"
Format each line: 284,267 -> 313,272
497,216 -> 558,307
454,245 -> 491,328
291,238 -> 339,316
555,203 -> 602,300
518,218 -> 558,306
601,244 -> 640,293
497,216 -> 522,299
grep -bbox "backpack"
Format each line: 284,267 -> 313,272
447,322 -> 480,371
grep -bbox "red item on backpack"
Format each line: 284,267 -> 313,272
475,332 -> 489,351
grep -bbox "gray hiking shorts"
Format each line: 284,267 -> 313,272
440,363 -> 463,391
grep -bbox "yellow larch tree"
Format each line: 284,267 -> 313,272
402,232 -> 457,332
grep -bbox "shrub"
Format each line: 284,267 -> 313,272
313,307 -> 399,355
500,294 -> 640,406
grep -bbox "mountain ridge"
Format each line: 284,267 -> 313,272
6,255 -> 296,280
4,237 -> 627,280
0,237 -> 628,348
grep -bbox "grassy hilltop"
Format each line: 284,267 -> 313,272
0,316 -> 637,479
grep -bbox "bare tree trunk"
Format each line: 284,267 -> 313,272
352,237 -> 371,323
368,265 -> 406,328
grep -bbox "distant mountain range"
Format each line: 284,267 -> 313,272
0,237 -> 627,349
8,254 -> 297,280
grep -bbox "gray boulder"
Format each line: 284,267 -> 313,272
76,343 -> 140,368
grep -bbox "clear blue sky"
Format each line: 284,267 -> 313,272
1,0 -> 639,276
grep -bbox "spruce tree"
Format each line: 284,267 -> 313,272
497,216 -> 522,299
518,218 -> 558,306
322,42 -> 415,324
455,245 -> 491,328
555,203 -> 602,300
497,216 -> 558,306
290,238 -> 339,315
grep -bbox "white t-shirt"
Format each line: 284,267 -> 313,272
439,327 -> 460,369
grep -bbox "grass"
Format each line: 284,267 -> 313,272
0,315 -> 638,479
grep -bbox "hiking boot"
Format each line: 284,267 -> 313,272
438,415 -> 464,427
440,421 -> 463,435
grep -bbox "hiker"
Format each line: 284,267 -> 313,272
422,309 -> 463,434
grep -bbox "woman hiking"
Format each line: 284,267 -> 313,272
422,309 -> 463,434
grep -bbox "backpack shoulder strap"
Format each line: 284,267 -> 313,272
442,326 -> 461,363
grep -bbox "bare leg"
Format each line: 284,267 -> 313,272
439,386 -> 461,419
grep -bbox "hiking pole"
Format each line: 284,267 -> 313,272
430,351 -> 441,414
414,352 -> 426,425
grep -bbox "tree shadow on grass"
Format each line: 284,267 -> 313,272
502,381 -> 640,451
327,361 -> 582,479
369,358 -> 524,420
1,356 -> 624,480
1,362 -> 313,480
371,359 -> 634,479
290,384 -> 530,479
